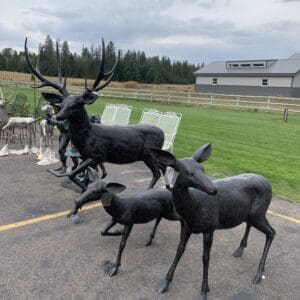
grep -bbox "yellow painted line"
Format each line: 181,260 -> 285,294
0,203 -> 102,232
0,204 -> 298,233
267,209 -> 300,225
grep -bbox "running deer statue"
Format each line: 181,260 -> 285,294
25,37 -> 165,191
150,144 -> 275,300
68,167 -> 182,276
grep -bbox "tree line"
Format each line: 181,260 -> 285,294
0,35 -> 203,84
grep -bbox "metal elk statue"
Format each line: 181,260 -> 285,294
25,37 -> 165,191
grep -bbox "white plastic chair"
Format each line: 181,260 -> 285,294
101,104 -> 117,125
114,104 -> 132,125
158,112 -> 182,152
139,109 -> 162,126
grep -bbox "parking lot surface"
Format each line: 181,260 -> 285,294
0,147 -> 299,299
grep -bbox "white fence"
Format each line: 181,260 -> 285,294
1,79 -> 300,113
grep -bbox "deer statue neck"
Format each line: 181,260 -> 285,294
63,106 -> 92,151
101,192 -> 123,218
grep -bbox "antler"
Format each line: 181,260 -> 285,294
25,37 -> 69,96
89,38 -> 120,93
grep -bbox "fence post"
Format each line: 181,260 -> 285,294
168,92 -> 171,104
188,91 -> 191,106
150,91 -> 153,102
283,107 -> 288,122
267,97 -> 270,111
210,95 -> 213,105
135,90 -> 138,99
236,96 -> 240,110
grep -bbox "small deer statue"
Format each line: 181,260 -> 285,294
67,167 -> 185,276
150,144 -> 275,300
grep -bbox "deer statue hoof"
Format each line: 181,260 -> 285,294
68,213 -> 82,224
158,279 -> 170,294
253,272 -> 265,284
144,238 -> 153,246
103,261 -> 119,277
232,247 -> 244,257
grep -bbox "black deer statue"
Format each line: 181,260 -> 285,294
25,37 -> 165,192
68,167 -> 178,276
150,144 -> 275,300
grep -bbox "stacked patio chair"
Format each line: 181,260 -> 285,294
7,93 -> 28,117
139,109 -> 161,126
158,112 -> 182,152
101,103 -> 132,125
139,108 -> 182,152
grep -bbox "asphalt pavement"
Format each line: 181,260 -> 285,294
0,142 -> 299,300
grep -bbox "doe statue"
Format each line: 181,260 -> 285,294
150,144 -> 275,300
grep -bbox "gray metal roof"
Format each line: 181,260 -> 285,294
289,53 -> 300,60
194,54 -> 300,77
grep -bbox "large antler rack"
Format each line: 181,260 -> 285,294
25,37 -> 69,96
86,38 -> 120,94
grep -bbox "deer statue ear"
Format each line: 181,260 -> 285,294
82,92 -> 98,105
42,92 -> 63,105
87,167 -> 100,182
105,182 -> 126,194
192,143 -> 212,162
149,148 -> 177,167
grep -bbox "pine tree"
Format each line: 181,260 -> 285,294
61,40 -> 71,76
39,35 -> 56,76
0,35 -> 201,85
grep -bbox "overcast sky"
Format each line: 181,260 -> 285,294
0,0 -> 300,64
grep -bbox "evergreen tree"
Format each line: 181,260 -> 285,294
61,40 -> 72,76
0,35 -> 201,85
39,35 -> 56,76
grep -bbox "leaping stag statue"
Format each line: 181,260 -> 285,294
25,37 -> 165,194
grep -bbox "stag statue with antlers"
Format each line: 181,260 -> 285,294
25,37 -> 165,208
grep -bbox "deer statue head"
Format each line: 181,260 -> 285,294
25,38 -> 119,121
150,144 -> 217,195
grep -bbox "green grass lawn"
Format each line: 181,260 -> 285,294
2,85 -> 300,202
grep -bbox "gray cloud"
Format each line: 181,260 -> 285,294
0,0 -> 299,64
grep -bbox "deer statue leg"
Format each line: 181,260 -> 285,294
143,155 -> 161,189
68,158 -> 93,191
252,218 -> 275,284
101,219 -> 123,236
158,220 -> 192,294
201,232 -> 214,300
233,223 -> 251,257
53,133 -> 70,174
145,217 -> 161,246
99,163 -> 107,179
104,224 -> 133,277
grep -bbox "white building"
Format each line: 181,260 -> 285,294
194,53 -> 300,97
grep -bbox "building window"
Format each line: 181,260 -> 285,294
212,78 -> 218,85
241,64 -> 251,67
262,79 -> 268,86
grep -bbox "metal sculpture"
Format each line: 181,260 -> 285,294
38,104 -> 55,156
68,167 -> 181,276
150,144 -> 275,299
0,106 -> 36,147
25,37 -> 165,191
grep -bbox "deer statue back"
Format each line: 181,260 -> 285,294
25,38 -> 165,191
150,144 -> 275,300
